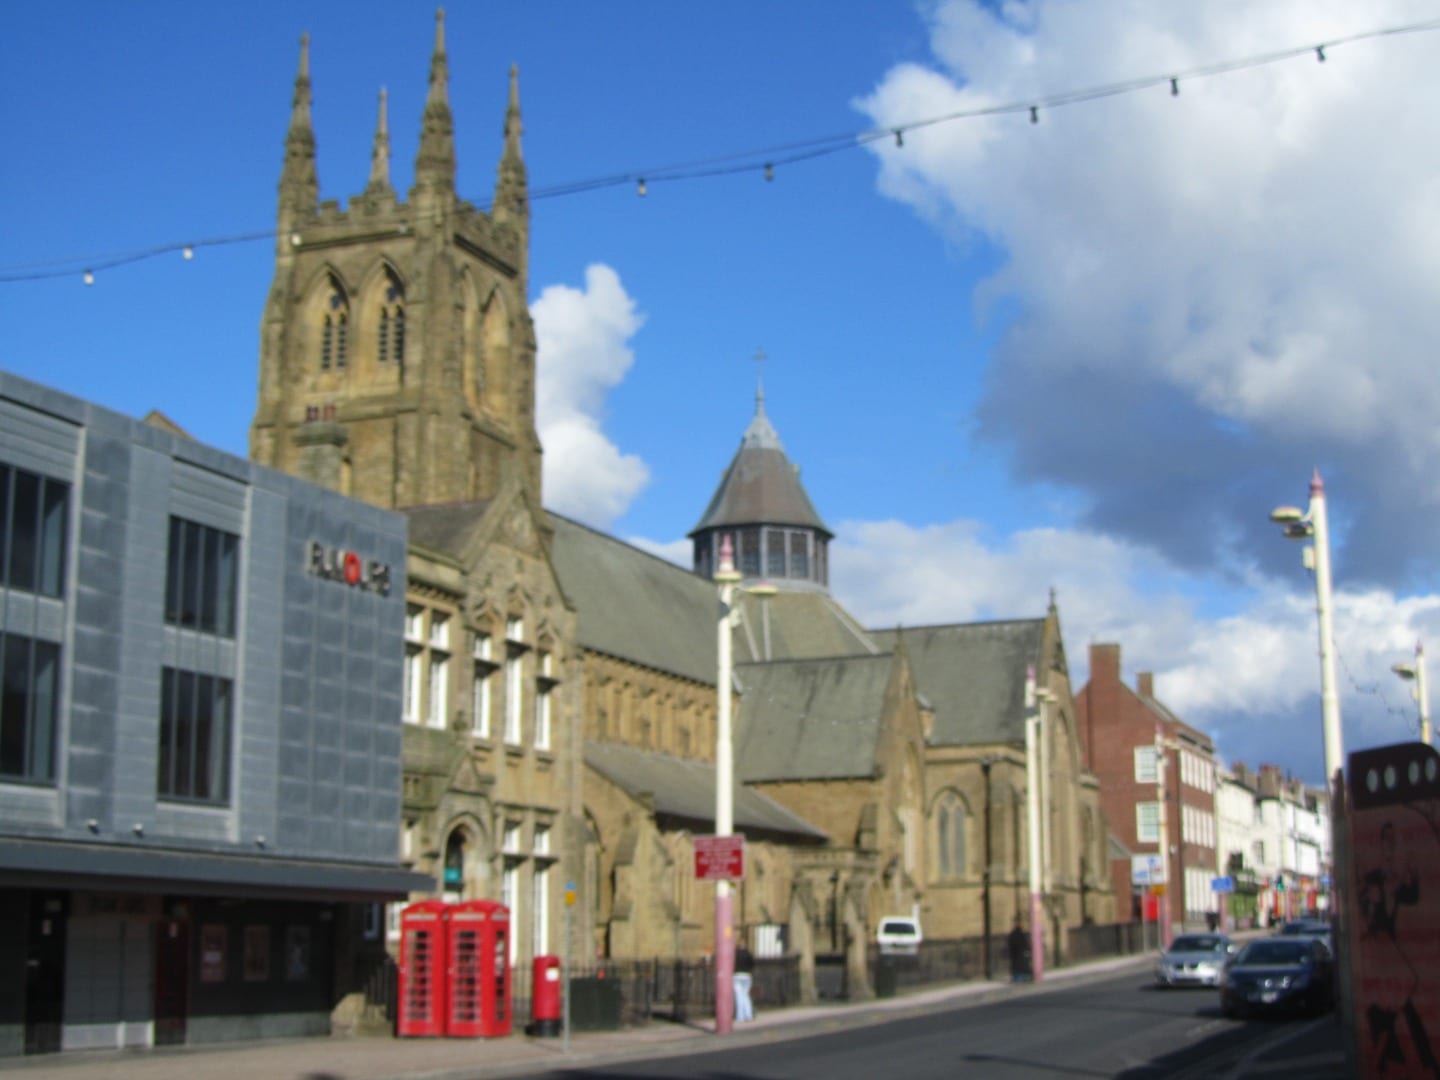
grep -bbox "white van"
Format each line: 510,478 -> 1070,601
875,916 -> 922,955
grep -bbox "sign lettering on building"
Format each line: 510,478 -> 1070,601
307,541 -> 392,596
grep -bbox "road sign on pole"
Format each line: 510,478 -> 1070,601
1210,876 -> 1234,893
694,835 -> 745,881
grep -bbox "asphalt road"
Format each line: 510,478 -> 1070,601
508,970 -> 1339,1079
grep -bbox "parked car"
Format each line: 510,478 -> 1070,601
1155,933 -> 1233,988
1278,918 -> 1334,954
1219,936 -> 1335,1018
875,916 -> 922,955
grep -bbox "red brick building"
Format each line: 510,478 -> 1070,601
1075,644 -> 1219,936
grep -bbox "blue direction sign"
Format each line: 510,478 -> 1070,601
1210,875 -> 1234,893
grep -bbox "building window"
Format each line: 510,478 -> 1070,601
1136,802 -> 1160,843
534,651 -> 555,751
532,862 -> 550,957
504,617 -> 526,745
426,614 -> 450,729
1252,840 -> 1265,865
1134,745 -> 1158,784
739,527 -> 761,577
320,281 -> 349,370
935,793 -> 967,880
788,530 -> 809,579
377,275 -> 406,367
403,605 -> 424,724
501,859 -> 520,966
158,667 -> 232,804
165,517 -> 239,636
765,529 -> 786,578
473,634 -> 496,738
1,465 -> 69,598
0,632 -> 59,783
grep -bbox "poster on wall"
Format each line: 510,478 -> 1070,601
200,924 -> 227,983
243,926 -> 270,981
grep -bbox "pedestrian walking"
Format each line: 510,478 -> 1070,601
733,943 -> 755,1022
1008,915 -> 1031,982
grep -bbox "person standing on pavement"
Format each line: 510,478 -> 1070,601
734,942 -> 755,1022
1008,915 -> 1031,982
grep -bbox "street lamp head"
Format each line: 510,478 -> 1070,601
1282,522 -> 1314,541
746,581 -> 778,599
1269,506 -> 1305,525
1392,662 -> 1418,681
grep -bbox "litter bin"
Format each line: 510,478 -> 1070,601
527,955 -> 562,1037
875,955 -> 898,999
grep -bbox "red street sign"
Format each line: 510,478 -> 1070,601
693,835 -> 745,881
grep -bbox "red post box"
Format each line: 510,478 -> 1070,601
445,899 -> 511,1037
528,955 -> 562,1036
397,900 -> 448,1037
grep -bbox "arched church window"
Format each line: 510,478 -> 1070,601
936,793 -> 967,880
320,279 -> 349,370
376,274 -> 405,367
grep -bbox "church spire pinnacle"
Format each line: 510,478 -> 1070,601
366,86 -> 392,194
492,64 -> 529,249
278,33 -> 319,219
413,8 -> 456,195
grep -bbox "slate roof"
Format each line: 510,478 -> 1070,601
404,500 -> 494,557
732,590 -> 880,663
734,653 -> 895,782
547,513 -> 717,686
869,620 -> 1044,748
584,742 -> 826,842
689,392 -> 831,537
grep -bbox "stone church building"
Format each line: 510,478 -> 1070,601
249,14 -> 1115,996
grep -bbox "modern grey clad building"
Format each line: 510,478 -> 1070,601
0,372 -> 425,1056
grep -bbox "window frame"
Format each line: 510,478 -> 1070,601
0,464 -> 69,598
157,665 -> 233,805
0,631 -> 60,784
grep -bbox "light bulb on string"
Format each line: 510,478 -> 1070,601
894,129 -> 904,148
1029,106 -> 1039,124
636,178 -> 647,197
764,163 -> 774,182
83,270 -> 94,286
183,246 -> 194,261
1316,46 -> 1326,62
1170,78 -> 1179,96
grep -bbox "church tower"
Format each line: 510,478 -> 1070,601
689,384 -> 833,590
250,13 -> 542,510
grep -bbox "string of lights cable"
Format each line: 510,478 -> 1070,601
1336,647 -> 1421,739
3,15 -> 1437,286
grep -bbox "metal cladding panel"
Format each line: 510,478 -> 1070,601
0,372 -> 410,880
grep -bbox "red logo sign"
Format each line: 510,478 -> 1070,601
694,835 -> 745,881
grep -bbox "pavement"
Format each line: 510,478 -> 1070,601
4,951 -> 1349,1080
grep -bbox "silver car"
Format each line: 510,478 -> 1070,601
1155,933 -> 1233,988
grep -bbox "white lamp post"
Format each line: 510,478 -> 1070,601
1024,665 -> 1044,982
1154,727 -> 1172,949
712,534 -> 774,1035
1392,640 -> 1431,747
1270,469 -> 1344,789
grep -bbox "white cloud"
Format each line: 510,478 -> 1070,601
826,513 -> 1439,782
532,264 -> 650,527
853,0 -> 1440,586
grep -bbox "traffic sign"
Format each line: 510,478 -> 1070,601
1210,876 -> 1234,893
694,835 -> 745,881
1131,854 -> 1166,885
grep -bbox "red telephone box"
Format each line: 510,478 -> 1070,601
445,900 -> 511,1037
397,900 -> 448,1037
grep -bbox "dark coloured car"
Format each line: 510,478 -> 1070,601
1219,937 -> 1335,1018
1278,918 -> 1334,954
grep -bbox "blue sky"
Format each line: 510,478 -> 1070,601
5,1 -> 1440,785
